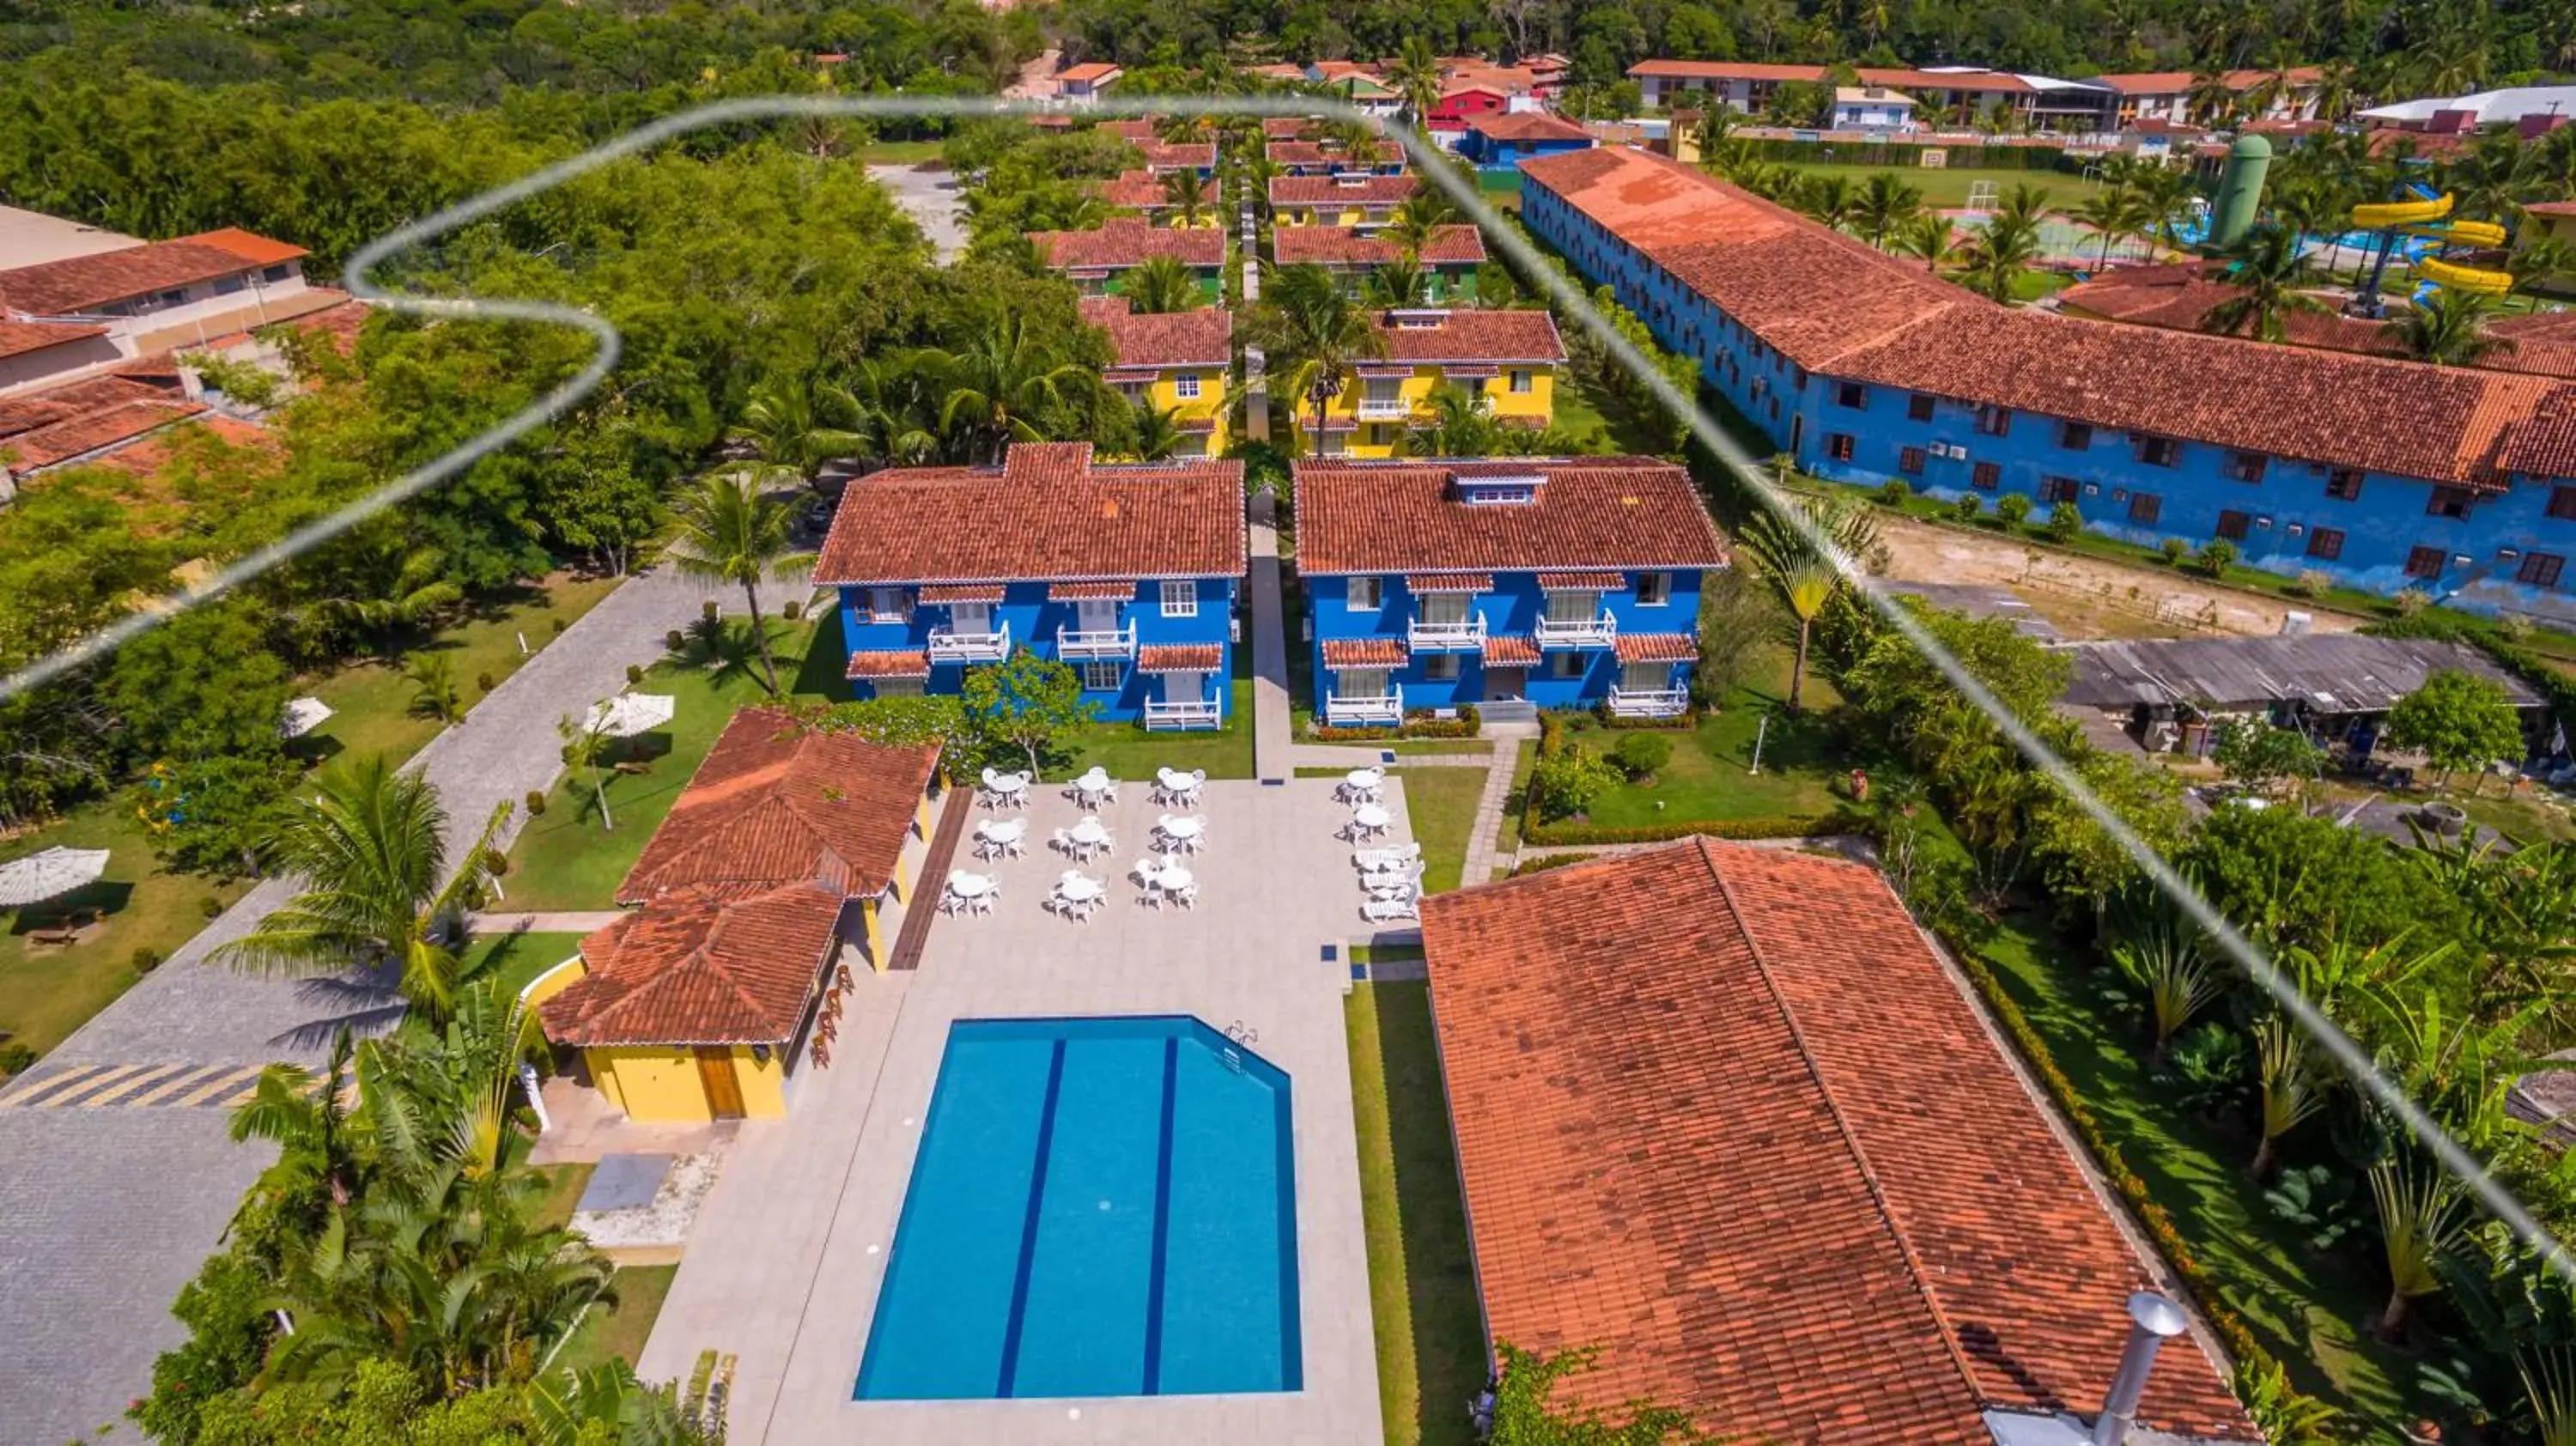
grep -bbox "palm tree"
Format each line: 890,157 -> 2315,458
210,757 -> 510,1028
2129,164 -> 2202,252
404,654 -> 465,725
1851,172 -> 1925,248
2250,1014 -> 2328,1180
2368,1157 -> 2464,1338
1893,213 -> 1959,272
2203,228 -> 2333,341
1364,255 -> 1432,307
1402,383 -> 1504,456
2070,187 -> 2150,270
1125,254 -> 1203,314
2512,234 -> 2576,294
1159,167 -> 1212,228
2393,289 -> 2517,367
1388,36 -> 1444,129
663,471 -> 813,696
1153,113 -> 1212,144
1249,263 -> 1386,459
731,374 -> 868,489
319,543 -> 463,657
232,1030 -> 362,1219
1382,189 -> 1462,261
2108,894 -> 2221,1060
920,313 -> 1094,462
1794,173 -> 1858,232
2185,61 -> 2241,127
1957,216 -> 2043,301
1735,492 -> 1878,711
1127,400 -> 1188,461
1240,151 -> 1285,223
1692,104 -> 1744,173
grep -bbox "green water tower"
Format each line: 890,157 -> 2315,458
2208,132 -> 2273,250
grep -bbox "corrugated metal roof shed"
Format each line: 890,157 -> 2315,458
2061,635 -> 2543,714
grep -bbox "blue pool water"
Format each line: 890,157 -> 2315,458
855,1016 -> 1302,1400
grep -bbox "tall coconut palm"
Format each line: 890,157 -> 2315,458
2070,186 -> 2151,270
1735,493 -> 1878,711
732,373 -> 869,489
2130,164 -> 2202,252
1851,172 -> 1926,248
1402,383 -> 1505,457
921,313 -> 1094,462
1159,167 -> 1212,228
1794,173 -> 1858,232
2512,235 -> 2576,295
1240,151 -> 1285,223
1249,263 -> 1386,459
1126,400 -> 1189,461
2185,60 -> 2242,126
2394,289 -> 2518,367
1693,104 -> 1744,173
1382,189 -> 1462,260
1957,216 -> 2043,301
211,757 -> 510,1029
1364,255 -> 1432,307
1894,212 -> 1959,272
1387,36 -> 1444,129
1125,254 -> 1203,314
2203,227 -> 2334,341
663,471 -> 814,696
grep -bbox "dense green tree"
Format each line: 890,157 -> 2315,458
2388,668 -> 2529,782
662,472 -> 814,696
1249,263 -> 1387,459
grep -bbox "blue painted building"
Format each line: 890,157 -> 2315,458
1293,457 -> 1728,723
1455,112 -> 1596,173
814,442 -> 1247,728
1519,145 -> 2576,623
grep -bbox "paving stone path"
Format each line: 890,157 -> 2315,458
0,565 -> 726,1446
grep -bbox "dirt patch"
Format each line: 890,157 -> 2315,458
1874,513 -> 2368,640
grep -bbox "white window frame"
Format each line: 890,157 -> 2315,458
1634,571 -> 1671,607
1346,575 -> 1382,611
865,586 -> 911,623
1423,653 -> 1461,681
1174,372 -> 1203,399
949,599 -> 993,634
1080,659 -> 1124,692
1159,579 -> 1199,617
1510,368 -> 1534,394
1418,592 -> 1468,626
1619,660 -> 1668,691
1547,652 -> 1584,679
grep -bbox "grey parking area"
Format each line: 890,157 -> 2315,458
868,164 -> 965,263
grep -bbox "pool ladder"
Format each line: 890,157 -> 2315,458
1220,1020 -> 1259,1074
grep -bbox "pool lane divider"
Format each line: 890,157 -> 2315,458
996,1039 -> 1068,1398
1140,1036 -> 1181,1394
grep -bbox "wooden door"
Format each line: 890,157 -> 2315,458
695,1048 -> 747,1119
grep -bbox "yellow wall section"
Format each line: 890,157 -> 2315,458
735,1046 -> 788,1115
1292,362 -> 1555,459
1149,368 -> 1230,456
581,1045 -> 790,1122
862,898 -> 887,972
519,955 -> 586,1010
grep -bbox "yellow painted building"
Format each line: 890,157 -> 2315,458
1270,174 -> 1418,228
1285,308 -> 1565,459
1084,296 -> 1235,458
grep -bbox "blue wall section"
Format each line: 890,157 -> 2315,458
1520,173 -> 2576,618
1457,133 -> 1594,173
838,577 -> 1237,726
1303,568 -> 1702,714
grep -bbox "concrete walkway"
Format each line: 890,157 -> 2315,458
468,911 -> 625,935
0,564 -> 726,1446
1249,492 -> 1294,784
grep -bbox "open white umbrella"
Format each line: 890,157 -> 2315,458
279,696 -> 334,739
0,847 -> 110,908
583,694 -> 676,738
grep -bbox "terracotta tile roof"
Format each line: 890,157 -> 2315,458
1612,631 -> 1697,663
1097,118 -> 1157,140
1137,642 -> 1224,671
1266,139 -> 1404,167
2499,388 -> 2576,477
1536,568 -> 1624,588
1080,295 -> 1232,368
816,441 -> 1246,585
1627,59 -> 1834,82
1029,217 -> 1224,271
1372,308 -> 1564,363
1138,141 -> 1217,172
1048,579 -> 1137,600
0,237 -> 277,316
0,318 -> 106,359
1322,636 -> 1408,668
917,583 -> 1005,603
2060,266 -> 2576,381
617,707 -> 937,904
1467,112 -> 1593,143
1523,145 -> 2576,491
1406,571 -> 1492,592
1480,634 -> 1540,664
1273,224 -> 1485,268
1419,840 -> 2257,1443
1059,62 -> 1122,82
0,374 -> 178,438
5,398 -> 207,471
1272,174 -> 1419,208
82,414 -> 274,478
847,649 -> 932,679
1262,116 -> 1318,137
542,883 -> 841,1048
1097,169 -> 1171,208
2093,70 -> 2196,92
184,228 -> 309,267
1297,456 -> 1726,575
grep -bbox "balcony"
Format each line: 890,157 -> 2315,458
927,619 -> 1012,664
1056,623 -> 1138,660
1534,611 -> 1617,648
1607,684 -> 1691,719
1324,687 -> 1404,726
1406,611 -> 1487,651
1144,699 -> 1223,730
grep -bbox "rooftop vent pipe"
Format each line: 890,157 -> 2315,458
2091,1291 -> 2189,1446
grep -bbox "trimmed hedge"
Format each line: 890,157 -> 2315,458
1510,853 -> 1595,876
1589,705 -> 1697,730
1523,812 -> 1850,846
1312,703 -> 1481,743
1726,137 -> 2077,172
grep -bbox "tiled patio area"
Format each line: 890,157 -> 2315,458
638,778 -> 1402,1445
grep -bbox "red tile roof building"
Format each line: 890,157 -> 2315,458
1419,840 -> 2257,1443
1272,224 -> 1485,269
1293,455 -> 1723,575
0,232 -> 307,317
542,882 -> 851,1048
1270,173 -> 1419,211
1028,217 -> 1225,274
1367,307 -> 1564,364
1078,295 -> 1231,369
1466,111 -> 1593,143
815,441 -> 1247,585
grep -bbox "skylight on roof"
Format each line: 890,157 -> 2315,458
1388,308 -> 1450,329
1455,472 -> 1545,504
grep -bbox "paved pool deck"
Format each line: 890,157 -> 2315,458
637,777 -> 1394,1446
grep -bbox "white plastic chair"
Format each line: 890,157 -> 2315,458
1354,841 -> 1420,871
1170,882 -> 1199,910
1051,827 -> 1078,857
1132,857 -> 1168,907
1362,895 -> 1419,923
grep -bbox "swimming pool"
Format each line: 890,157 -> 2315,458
855,1016 -> 1302,1400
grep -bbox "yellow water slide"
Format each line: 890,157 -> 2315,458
2352,191 -> 2515,295
2418,253 -> 2516,295
2352,193 -> 2453,229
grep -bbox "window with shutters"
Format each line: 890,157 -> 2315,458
2306,527 -> 2344,560
2215,510 -> 2251,541
2519,551 -> 2566,588
2405,546 -> 2446,579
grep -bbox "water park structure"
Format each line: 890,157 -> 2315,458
2348,187 -> 2513,316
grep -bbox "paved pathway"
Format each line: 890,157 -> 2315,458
467,911 -> 625,934
866,165 -> 965,263
0,565 -> 725,1446
1249,494 -> 1294,784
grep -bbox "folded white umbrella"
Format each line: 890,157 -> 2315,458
584,694 -> 676,738
278,696 -> 334,739
0,847 -> 110,908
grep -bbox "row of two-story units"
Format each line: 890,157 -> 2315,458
1518,146 -> 2576,621
814,440 -> 1726,727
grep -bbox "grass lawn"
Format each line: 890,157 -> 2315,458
531,1162 -> 597,1231
1345,981 -> 1484,1446
459,931 -> 587,996
0,802 -> 254,1068
1976,913 -> 2427,1426
301,570 -> 623,769
1552,659 -> 1851,829
854,139 -> 945,163
1779,162 -> 2093,210
1393,768 -> 1486,895
554,1263 -> 679,1374
503,617 -> 821,910
1060,676 -> 1258,782
2455,787 -> 2576,843
1492,739 -> 1538,864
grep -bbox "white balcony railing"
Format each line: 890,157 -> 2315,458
1355,397 -> 1409,420
1056,623 -> 1137,659
1144,699 -> 1223,730
1534,611 -> 1618,648
927,619 -> 1012,663
1324,688 -> 1404,725
1607,684 -> 1691,719
1407,611 -> 1486,651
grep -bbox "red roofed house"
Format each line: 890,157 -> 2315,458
1456,111 -> 1597,172
1027,218 -> 1225,301
817,441 -> 1248,729
1425,82 -> 1511,135
1520,143 -> 2576,621
1294,454 -> 1724,720
531,708 -> 942,1122
1289,307 -> 1564,458
1263,137 -> 1406,177
1272,173 -> 1420,228
0,224 -> 345,393
1055,61 -> 1123,105
1271,224 -> 1486,302
2095,67 -> 2327,125
1080,295 -> 1233,453
0,372 -> 210,501
1097,169 -> 1223,228
1420,839 -> 2257,1443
